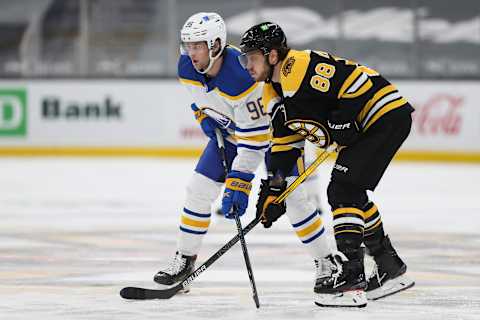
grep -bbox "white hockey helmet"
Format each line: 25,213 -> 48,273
180,12 -> 227,74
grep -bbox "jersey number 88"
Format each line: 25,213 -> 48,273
310,63 -> 335,93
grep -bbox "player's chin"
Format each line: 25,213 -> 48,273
251,73 -> 265,82
194,62 -> 207,71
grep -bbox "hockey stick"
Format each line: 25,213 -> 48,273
275,143 -> 337,203
215,128 -> 260,309
119,143 -> 335,300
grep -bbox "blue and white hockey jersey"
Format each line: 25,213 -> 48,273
178,46 -> 270,174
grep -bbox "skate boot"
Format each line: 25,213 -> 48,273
366,235 -> 415,300
153,251 -> 197,293
314,251 -> 367,308
314,256 -> 334,288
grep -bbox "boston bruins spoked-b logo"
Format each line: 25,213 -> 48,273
285,119 -> 330,148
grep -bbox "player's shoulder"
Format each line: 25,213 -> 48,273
214,46 -> 258,100
279,49 -> 314,97
262,82 -> 281,113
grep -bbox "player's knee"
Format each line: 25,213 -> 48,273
186,172 -> 222,206
327,180 -> 368,209
285,182 -> 316,219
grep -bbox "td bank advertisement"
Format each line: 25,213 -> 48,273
0,80 -> 204,150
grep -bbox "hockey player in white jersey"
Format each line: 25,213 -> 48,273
153,12 -> 334,295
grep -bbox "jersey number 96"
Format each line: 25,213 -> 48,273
246,98 -> 267,120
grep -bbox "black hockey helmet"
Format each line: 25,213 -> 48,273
239,22 -> 288,55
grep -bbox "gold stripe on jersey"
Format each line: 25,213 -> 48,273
280,50 -> 311,97
337,68 -> 360,98
214,82 -> 259,101
343,73 -> 373,99
272,134 -> 304,145
271,145 -> 295,152
235,132 -> 271,143
359,65 -> 379,77
357,84 -> 397,124
363,97 -> 407,131
179,77 -> 204,87
271,134 -> 304,153
262,83 -> 281,113
338,68 -> 373,99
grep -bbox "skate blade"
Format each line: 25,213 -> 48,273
367,273 -> 415,300
315,289 -> 367,308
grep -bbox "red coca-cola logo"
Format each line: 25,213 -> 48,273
180,126 -> 205,139
412,94 -> 463,136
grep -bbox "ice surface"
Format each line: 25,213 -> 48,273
0,158 -> 479,319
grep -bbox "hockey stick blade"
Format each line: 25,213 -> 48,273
119,217 -> 260,300
120,285 -> 178,300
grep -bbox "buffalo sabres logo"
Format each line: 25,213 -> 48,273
285,119 -> 330,148
202,107 -> 234,130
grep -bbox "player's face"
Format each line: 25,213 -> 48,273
241,50 -> 269,82
182,41 -> 210,71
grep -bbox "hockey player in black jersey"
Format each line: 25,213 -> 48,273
239,22 -> 415,307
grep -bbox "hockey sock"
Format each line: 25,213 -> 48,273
290,209 -> 329,258
285,179 -> 331,259
362,202 -> 386,256
332,206 -> 365,260
178,207 -> 211,255
177,172 -> 222,255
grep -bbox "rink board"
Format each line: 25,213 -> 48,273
0,80 -> 479,162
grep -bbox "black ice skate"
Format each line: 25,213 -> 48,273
366,236 -> 415,300
314,256 -> 333,286
153,251 -> 197,293
314,252 -> 367,308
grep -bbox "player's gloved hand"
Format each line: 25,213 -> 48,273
255,176 -> 287,228
191,104 -> 219,140
221,170 -> 254,219
327,110 -> 360,146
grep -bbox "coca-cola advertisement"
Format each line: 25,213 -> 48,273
411,94 -> 463,136
398,81 -> 480,152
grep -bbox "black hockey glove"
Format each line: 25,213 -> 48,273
255,177 -> 287,228
327,110 -> 360,147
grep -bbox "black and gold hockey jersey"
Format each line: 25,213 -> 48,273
262,49 -> 413,157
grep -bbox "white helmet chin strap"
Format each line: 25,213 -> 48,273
196,47 -> 222,74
